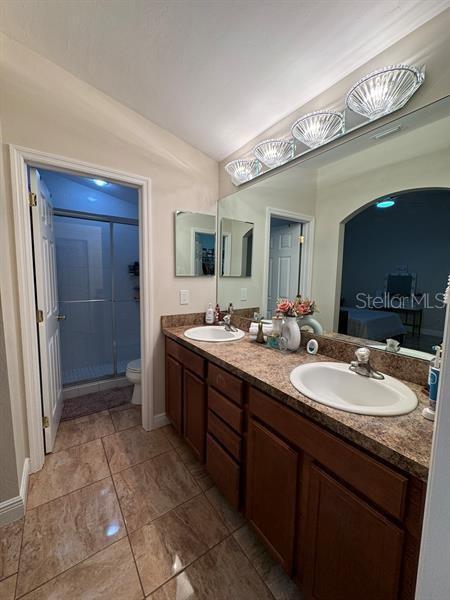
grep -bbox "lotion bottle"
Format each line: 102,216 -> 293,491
205,303 -> 215,324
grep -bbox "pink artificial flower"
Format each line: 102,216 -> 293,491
277,299 -> 293,314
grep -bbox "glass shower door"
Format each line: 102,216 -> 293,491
113,223 -> 140,374
55,216 -> 114,385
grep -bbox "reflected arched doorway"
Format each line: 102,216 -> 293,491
339,188 -> 450,355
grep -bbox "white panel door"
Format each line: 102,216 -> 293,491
267,222 -> 302,316
30,168 -> 63,452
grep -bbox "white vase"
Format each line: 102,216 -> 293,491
282,317 -> 301,351
298,314 -> 323,335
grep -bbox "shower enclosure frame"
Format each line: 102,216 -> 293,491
8,145 -> 155,475
54,208 -> 140,385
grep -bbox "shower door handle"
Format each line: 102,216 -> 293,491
56,314 -> 66,321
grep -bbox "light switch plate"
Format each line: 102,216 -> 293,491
180,289 -> 189,305
240,288 -> 247,301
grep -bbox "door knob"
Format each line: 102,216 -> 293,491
56,314 -> 66,321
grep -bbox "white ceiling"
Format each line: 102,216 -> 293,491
0,0 -> 448,160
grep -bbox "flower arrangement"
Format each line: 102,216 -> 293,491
276,295 -> 316,317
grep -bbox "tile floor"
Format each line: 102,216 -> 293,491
0,389 -> 303,599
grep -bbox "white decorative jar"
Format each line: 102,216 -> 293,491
282,317 -> 301,351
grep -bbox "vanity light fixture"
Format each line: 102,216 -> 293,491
224,158 -> 261,185
253,138 -> 294,169
225,63 -> 425,186
291,110 -> 344,149
346,64 -> 425,121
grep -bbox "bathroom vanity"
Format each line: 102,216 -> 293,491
164,326 -> 432,600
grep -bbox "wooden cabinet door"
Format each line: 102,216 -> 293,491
246,418 -> 299,573
165,355 -> 183,434
183,369 -> 206,462
303,464 -> 404,600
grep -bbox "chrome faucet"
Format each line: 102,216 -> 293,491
223,314 -> 237,332
349,347 -> 384,380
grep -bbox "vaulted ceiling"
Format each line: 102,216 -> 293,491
0,0 -> 448,159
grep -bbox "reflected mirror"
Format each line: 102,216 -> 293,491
217,96 -> 450,360
175,211 -> 216,276
220,218 -> 254,277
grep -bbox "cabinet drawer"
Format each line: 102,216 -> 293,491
208,410 -> 242,461
249,387 -> 407,520
207,434 -> 240,508
208,363 -> 244,406
208,386 -> 243,433
166,338 -> 205,379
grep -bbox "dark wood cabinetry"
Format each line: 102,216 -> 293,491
206,363 -> 245,508
303,465 -> 404,600
165,354 -> 183,434
164,335 -> 425,600
246,419 -> 299,572
165,338 -> 206,458
183,369 -> 206,461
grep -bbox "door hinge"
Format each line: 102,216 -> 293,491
298,235 -> 305,245
28,192 -> 37,207
36,309 -> 44,323
42,416 -> 49,428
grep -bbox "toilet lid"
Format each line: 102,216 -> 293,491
127,359 -> 141,372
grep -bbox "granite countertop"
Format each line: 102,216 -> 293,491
163,326 -> 434,480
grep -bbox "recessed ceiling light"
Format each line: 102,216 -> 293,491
376,199 -> 396,208
93,179 -> 108,187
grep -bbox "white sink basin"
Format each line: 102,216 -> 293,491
290,362 -> 418,416
184,325 -> 245,343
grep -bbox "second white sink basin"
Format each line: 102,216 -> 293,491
184,325 -> 245,343
290,361 -> 418,416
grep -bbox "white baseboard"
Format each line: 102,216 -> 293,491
153,412 -> 170,429
63,377 -> 129,399
0,457 -> 30,525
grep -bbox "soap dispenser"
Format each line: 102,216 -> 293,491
205,303 -> 215,324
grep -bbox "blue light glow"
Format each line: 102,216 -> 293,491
93,179 -> 108,187
376,199 -> 396,209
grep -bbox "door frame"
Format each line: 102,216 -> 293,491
190,226 -> 216,275
9,145 -> 154,472
262,207 -> 315,318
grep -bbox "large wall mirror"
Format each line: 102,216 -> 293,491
175,211 -> 216,276
217,96 -> 450,360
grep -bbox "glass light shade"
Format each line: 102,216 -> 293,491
225,159 -> 261,185
291,111 -> 344,149
253,139 -> 294,168
346,64 -> 425,121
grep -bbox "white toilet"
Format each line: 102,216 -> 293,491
126,359 -> 141,405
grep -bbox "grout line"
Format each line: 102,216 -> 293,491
104,438 -> 146,599
52,417 -> 115,455
144,509 -> 234,598
232,528 -> 278,600
25,475 -> 112,514
14,537 -> 129,599
13,518 -> 26,600
103,444 -> 178,476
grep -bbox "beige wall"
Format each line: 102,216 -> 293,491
0,33 -> 218,494
219,9 -> 450,198
0,295 -> 20,503
0,115 -> 29,496
313,115 -> 450,330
